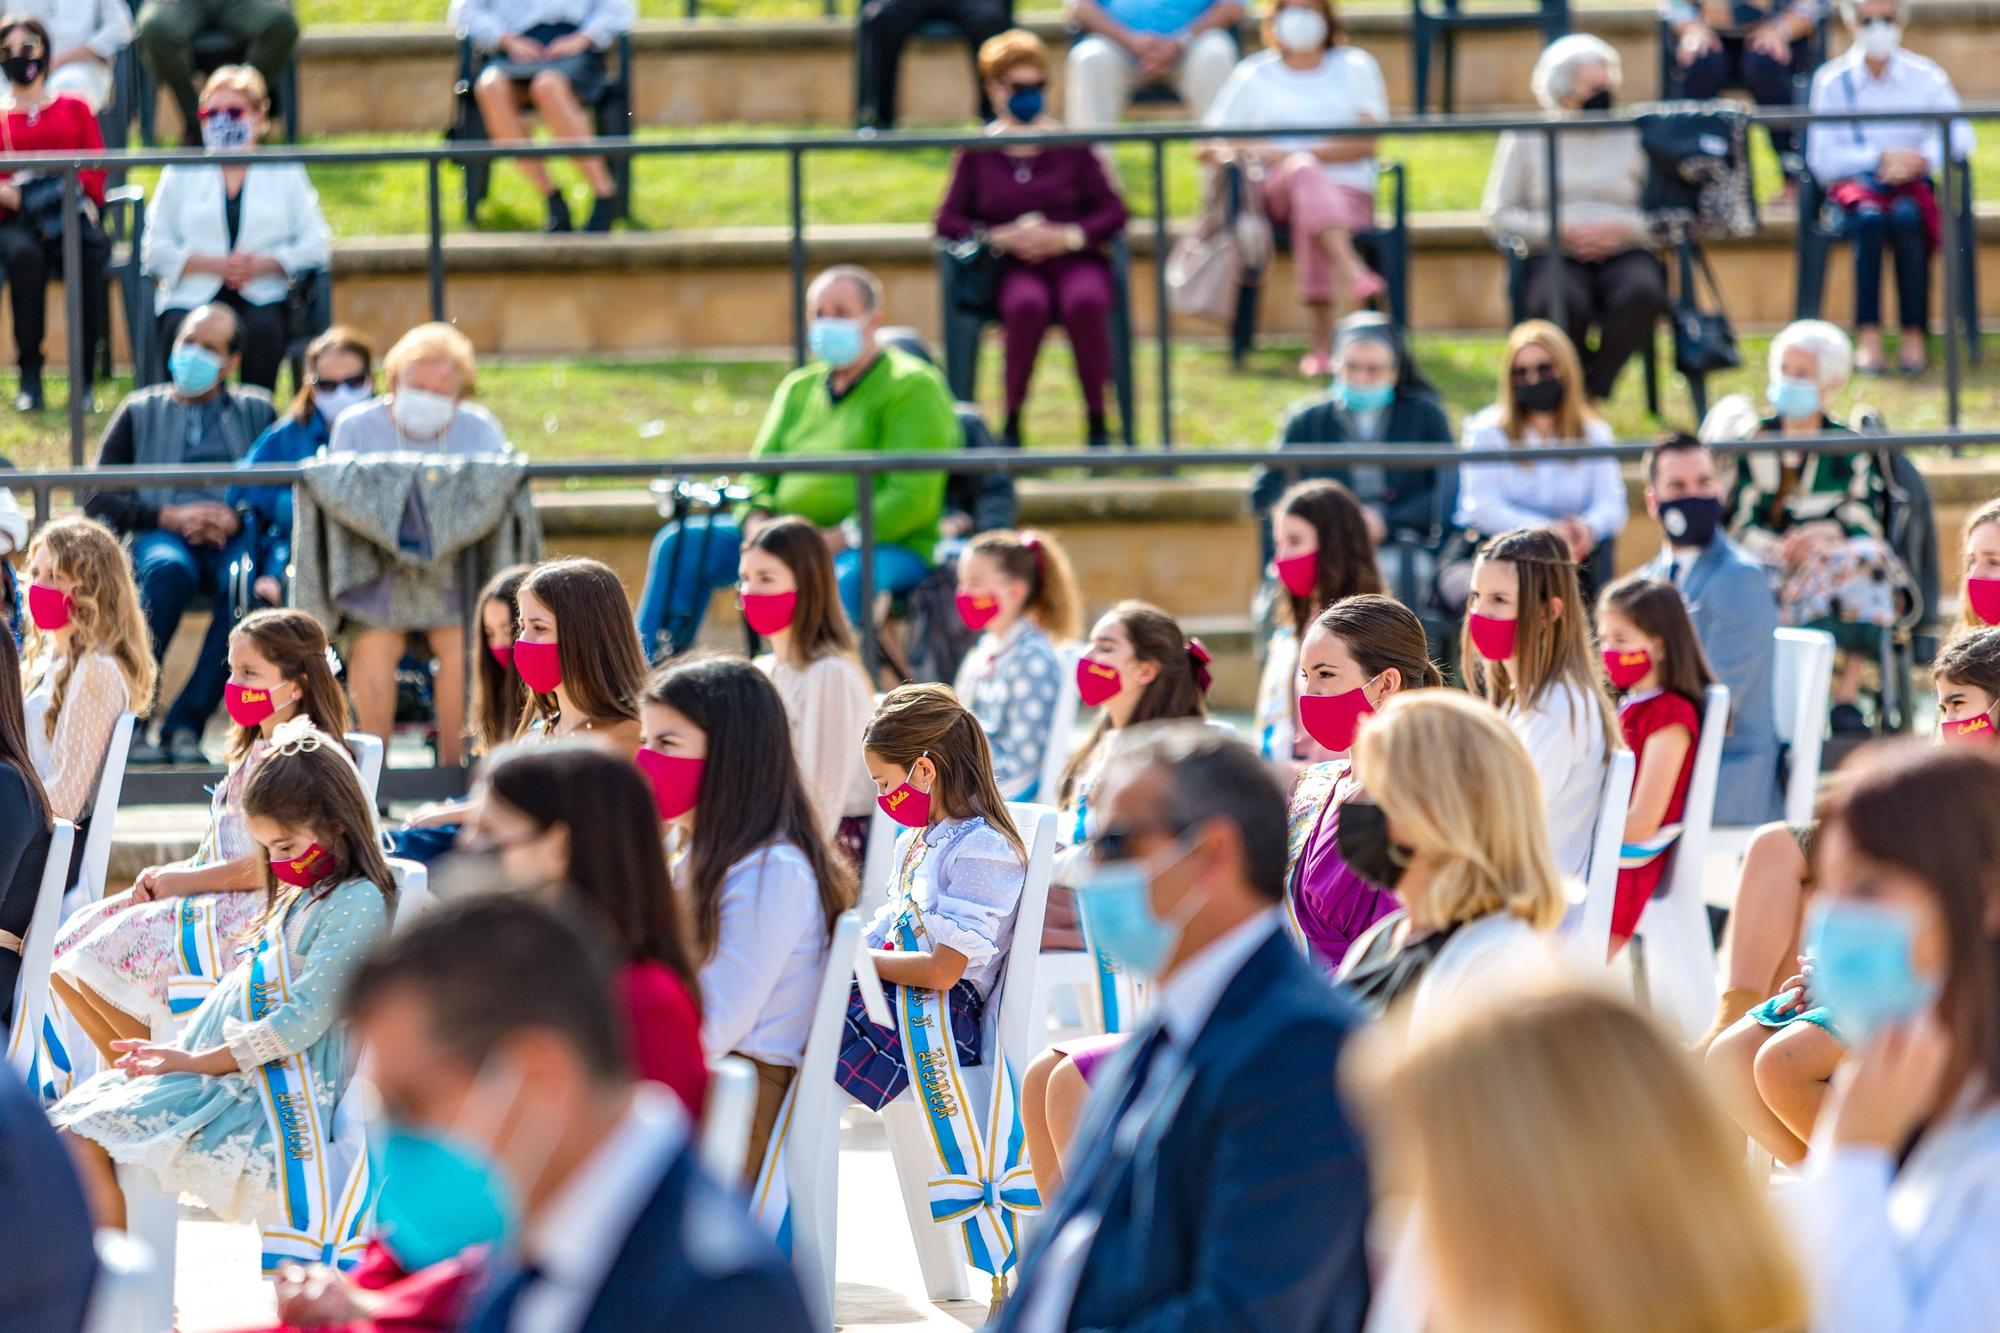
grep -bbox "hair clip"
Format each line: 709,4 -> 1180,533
269,714 -> 326,757
1186,637 -> 1214,695
324,644 -> 344,679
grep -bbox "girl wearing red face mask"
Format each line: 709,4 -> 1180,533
1256,480 -> 1382,777
952,528 -> 1082,802
1595,576 -> 1715,952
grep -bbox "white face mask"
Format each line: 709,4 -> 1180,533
1272,6 -> 1329,53
394,385 -> 458,439
312,382 -> 370,425
1856,18 -> 1902,59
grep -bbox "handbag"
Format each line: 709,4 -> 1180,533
1167,157 -> 1273,325
941,236 -> 999,315
1671,239 -> 1740,377
0,109 -> 95,246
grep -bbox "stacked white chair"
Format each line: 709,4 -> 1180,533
699,1055 -> 759,1181
82,1230 -> 155,1333
856,805 -> 898,919
5,819 -> 76,1078
1631,684 -> 1732,1040
344,731 -> 385,805
67,712 -> 135,911
1572,749 -> 1636,971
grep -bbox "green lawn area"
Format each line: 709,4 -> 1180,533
4,331 -> 1995,477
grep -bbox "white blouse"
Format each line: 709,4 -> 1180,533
866,815 -> 1025,999
694,842 -> 829,1070
1508,678 -> 1610,881
24,651 -> 126,822
1454,407 -> 1628,543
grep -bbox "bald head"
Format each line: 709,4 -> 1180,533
180,303 -> 242,358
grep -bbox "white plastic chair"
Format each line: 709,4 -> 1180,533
83,1228 -> 156,1333
1705,628 -> 1836,901
1572,749 -> 1636,970
6,819 -> 75,1075
72,712 -> 134,905
388,858 -> 431,931
699,1055 -> 758,1182
344,731 -> 385,805
880,802 -> 1058,1302
1035,645 -> 1085,805
856,805 -> 898,920
1631,684 -> 1732,1041
116,1163 -> 177,1333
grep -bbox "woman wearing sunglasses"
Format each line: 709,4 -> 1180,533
140,63 -> 330,392
224,326 -> 375,609
1451,319 -> 1627,600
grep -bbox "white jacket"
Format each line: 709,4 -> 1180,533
141,162 -> 332,313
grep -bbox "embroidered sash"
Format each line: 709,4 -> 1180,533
243,898 -> 370,1275
1070,789 -> 1143,1034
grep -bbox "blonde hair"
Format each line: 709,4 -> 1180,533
24,516 -> 157,739
1347,987 -> 1807,1333
1959,496 -> 2000,634
977,28 -> 1047,83
1352,691 -> 1565,932
383,322 -> 477,396
1497,320 -> 1597,446
200,63 -> 269,112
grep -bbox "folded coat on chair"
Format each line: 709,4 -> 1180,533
290,453 -> 543,632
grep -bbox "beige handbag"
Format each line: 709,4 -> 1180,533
1166,156 -> 1275,325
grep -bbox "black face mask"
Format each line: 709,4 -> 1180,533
1511,377 -> 1565,415
1658,494 -> 1724,549
2,54 -> 42,88
1579,88 -> 1613,112
1334,800 -> 1411,893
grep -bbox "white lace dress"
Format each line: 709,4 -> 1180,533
25,651 -> 127,823
48,877 -> 389,1224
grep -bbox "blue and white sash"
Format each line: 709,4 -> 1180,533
1071,789 -> 1143,1035
242,899 -> 371,1275
166,893 -> 235,1018
1618,824 -> 1683,870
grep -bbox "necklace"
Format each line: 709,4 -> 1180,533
1012,159 -> 1033,184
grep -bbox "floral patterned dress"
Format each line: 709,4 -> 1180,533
48,876 -> 390,1223
51,740 -> 271,1028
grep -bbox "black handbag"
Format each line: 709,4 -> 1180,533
15,175 -> 70,243
941,236 -> 999,315
1671,240 -> 1740,377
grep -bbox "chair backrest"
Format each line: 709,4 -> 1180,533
697,1055 -> 758,1183
1643,684 -> 1734,1039
1574,749 -> 1635,969
994,804 -> 1059,1073
1773,628 -> 1836,824
857,805 -> 898,919
345,731 -> 385,806
7,819 -> 76,1076
784,910 -> 865,1322
1036,644 -> 1085,806
388,858 -> 431,932
75,713 -> 135,902
83,1228 -> 157,1333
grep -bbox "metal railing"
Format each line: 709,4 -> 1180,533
13,101 -> 1997,460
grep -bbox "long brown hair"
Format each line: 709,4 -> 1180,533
1059,600 -> 1209,806
1497,319 -> 1597,446
965,528 -> 1082,642
23,516 -> 156,741
484,741 -> 702,1003
864,683 -> 1026,862
225,609 -> 351,765
1597,576 -> 1718,713
0,630 -> 51,830
470,563 -> 530,755
747,517 -> 857,669
514,558 -> 646,737
240,726 -> 396,924
285,325 -> 374,427
643,656 -> 856,957
1315,594 -> 1443,690
1461,528 -> 1618,751
1274,480 -> 1383,637
1824,745 -> 2000,1114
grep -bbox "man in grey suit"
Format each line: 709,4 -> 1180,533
1638,433 -> 1784,825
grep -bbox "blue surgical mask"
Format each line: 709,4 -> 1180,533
367,1118 -> 517,1270
1076,841 -> 1201,983
1768,375 -> 1821,422
1333,378 -> 1395,415
1005,85 -> 1044,123
807,317 -> 867,370
1802,898 -> 1940,1044
168,344 -> 223,396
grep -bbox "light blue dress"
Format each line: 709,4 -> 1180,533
49,877 -> 391,1225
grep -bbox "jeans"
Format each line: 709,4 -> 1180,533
1840,183 -> 1931,330
634,513 -> 930,658
853,0 -> 1010,128
1678,38 -> 1800,160
131,526 -> 253,737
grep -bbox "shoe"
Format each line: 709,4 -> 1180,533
1086,412 -> 1111,449
128,732 -> 169,765
1298,351 -> 1333,377
1347,269 -> 1387,304
585,194 -> 617,233
13,368 -> 42,412
1829,702 -> 1869,735
543,190 -> 573,234
162,728 -> 205,766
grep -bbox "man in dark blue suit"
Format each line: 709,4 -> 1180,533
341,895 -> 813,1333
0,1061 -> 97,1330
1004,725 -> 1373,1332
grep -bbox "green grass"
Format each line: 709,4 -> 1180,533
4,330 -> 1995,475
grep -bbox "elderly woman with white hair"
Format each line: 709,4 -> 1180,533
1806,0 -> 1974,376
1723,318 -> 1888,731
1482,34 -> 1664,401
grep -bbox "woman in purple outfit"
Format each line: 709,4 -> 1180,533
934,28 -> 1129,449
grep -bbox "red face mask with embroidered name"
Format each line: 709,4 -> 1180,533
270,842 -> 333,888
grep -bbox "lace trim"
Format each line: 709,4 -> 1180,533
225,1016 -> 296,1070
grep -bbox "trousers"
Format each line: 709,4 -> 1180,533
1063,29 -> 1235,130
1522,247 -> 1667,400
0,218 -> 107,384
131,526 -> 255,736
854,0 -> 1010,128
1260,152 -> 1376,304
1677,37 -> 1801,159
134,0 -> 299,141
996,253 -> 1114,416
1840,188 -> 1931,331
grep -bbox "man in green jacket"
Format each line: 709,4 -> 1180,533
634,265 -> 959,656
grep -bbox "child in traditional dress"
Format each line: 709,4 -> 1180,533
952,529 -> 1082,801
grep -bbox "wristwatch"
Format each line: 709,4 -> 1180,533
1065,224 -> 1085,252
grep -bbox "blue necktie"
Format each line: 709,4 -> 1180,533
467,1261 -> 542,1333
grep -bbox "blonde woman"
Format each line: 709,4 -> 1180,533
1334,690 -> 1565,1027
330,321 -> 510,768
1454,320 -> 1626,594
20,517 -> 155,824
1347,987 -> 1807,1333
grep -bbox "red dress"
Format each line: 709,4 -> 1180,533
619,959 -> 709,1118
0,95 -> 106,210
1612,689 -> 1701,945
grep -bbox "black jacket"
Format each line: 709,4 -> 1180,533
1251,391 -> 1455,558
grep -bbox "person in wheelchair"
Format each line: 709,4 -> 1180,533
934,30 -> 1128,451
225,326 -> 374,612
448,0 -> 632,233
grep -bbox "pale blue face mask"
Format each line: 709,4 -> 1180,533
1076,838 -> 1201,983
366,1063 -> 536,1271
807,317 -> 867,370
1802,898 -> 1940,1044
1767,375 -> 1822,422
1333,378 -> 1395,415
168,343 -> 223,396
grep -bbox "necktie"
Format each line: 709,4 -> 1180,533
468,1261 -> 542,1333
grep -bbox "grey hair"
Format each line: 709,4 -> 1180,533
808,264 -> 884,313
1530,33 -> 1621,108
1768,318 -> 1854,392
1102,722 -> 1291,903
1838,0 -> 1906,25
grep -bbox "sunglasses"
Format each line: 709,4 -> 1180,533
1005,79 -> 1046,93
1088,819 -> 1189,863
1,45 -> 41,60
1509,363 -> 1561,385
200,105 -> 253,123
311,371 -> 369,391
